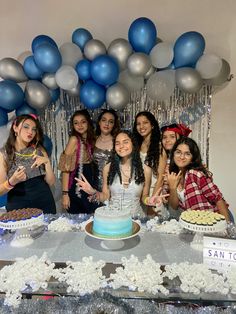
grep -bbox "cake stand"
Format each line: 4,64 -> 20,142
0,214 -> 44,247
84,220 -> 141,250
179,218 -> 226,251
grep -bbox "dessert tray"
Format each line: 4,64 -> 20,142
179,210 -> 227,251
0,209 -> 44,247
84,220 -> 141,250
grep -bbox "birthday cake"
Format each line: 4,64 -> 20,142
180,210 -> 226,233
0,208 -> 44,229
92,206 -> 133,238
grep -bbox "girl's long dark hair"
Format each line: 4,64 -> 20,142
133,111 -> 161,175
70,109 -> 95,146
169,137 -> 210,177
4,114 -> 44,171
95,109 -> 120,137
108,130 -> 145,185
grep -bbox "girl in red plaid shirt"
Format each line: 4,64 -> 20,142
167,137 -> 230,222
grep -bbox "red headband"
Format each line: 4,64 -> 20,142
164,124 -> 192,137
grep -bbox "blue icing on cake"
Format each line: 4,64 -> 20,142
92,206 -> 132,238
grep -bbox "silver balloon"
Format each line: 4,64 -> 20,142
25,80 -> 51,109
118,69 -> 144,92
150,42 -> 174,69
59,42 -> 83,67
146,70 -> 176,101
144,66 -> 156,80
66,83 -> 80,97
176,68 -> 203,93
127,53 -> 151,77
106,82 -> 129,110
205,59 -> 230,86
42,73 -> 59,90
0,58 -> 28,82
84,39 -> 106,61
108,38 -> 133,70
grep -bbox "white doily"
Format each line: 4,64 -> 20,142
109,254 -> 169,295
52,256 -> 107,295
0,253 -> 54,308
146,218 -> 183,234
47,217 -> 79,232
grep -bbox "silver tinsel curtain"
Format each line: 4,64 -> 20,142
39,85 -> 212,177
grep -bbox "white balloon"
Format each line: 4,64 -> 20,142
59,42 -> 83,67
205,59 -> 230,86
196,54 -> 222,79
150,42 -> 174,69
146,70 -> 176,101
118,70 -> 144,92
55,65 -> 78,90
42,73 -> 59,90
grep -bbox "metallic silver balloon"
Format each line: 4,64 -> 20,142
84,39 -> 106,61
144,66 -> 156,80
176,67 -> 203,93
106,82 -> 129,109
59,42 -> 83,67
0,58 -> 28,82
127,53 -> 151,77
118,69 -> 144,92
42,73 -> 59,90
66,83 -> 80,97
25,80 -> 51,109
108,38 -> 133,70
205,59 -> 230,86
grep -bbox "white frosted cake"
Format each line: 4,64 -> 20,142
92,206 -> 133,238
180,210 -> 226,233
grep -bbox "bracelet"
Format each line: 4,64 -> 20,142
144,196 -> 149,205
62,191 -> 69,195
7,179 -> 15,188
3,180 -> 13,190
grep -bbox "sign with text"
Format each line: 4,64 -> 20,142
203,236 -> 236,271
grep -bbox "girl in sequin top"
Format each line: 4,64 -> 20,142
0,114 -> 56,214
93,109 -> 120,191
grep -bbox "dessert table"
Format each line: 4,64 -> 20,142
0,215 -> 235,313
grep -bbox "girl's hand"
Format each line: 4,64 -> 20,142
31,153 -> 49,168
62,194 -> 70,210
167,170 -> 182,190
146,188 -> 170,206
11,166 -> 27,185
75,174 -> 95,195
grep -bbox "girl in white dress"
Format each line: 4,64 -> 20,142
76,130 -> 166,218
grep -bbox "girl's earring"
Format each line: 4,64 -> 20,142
15,132 -> 18,137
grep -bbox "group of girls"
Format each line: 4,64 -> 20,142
0,109 -> 231,222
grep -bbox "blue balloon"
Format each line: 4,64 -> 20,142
128,17 -> 157,54
43,135 -> 53,157
0,194 -> 7,207
32,35 -> 58,53
34,43 -> 62,73
0,107 -> 8,126
16,102 -> 37,116
80,80 -> 105,109
174,31 -> 205,68
90,55 -> 119,86
49,88 -> 60,103
23,56 -> 44,79
72,28 -> 93,52
0,80 -> 24,111
76,59 -> 91,81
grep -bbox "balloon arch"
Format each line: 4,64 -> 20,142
0,17 -> 232,176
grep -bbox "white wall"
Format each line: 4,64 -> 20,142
1,0 -> 236,214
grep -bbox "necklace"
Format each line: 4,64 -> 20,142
15,149 -> 37,158
120,165 -> 131,186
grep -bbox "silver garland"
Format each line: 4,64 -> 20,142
39,85 -> 212,176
